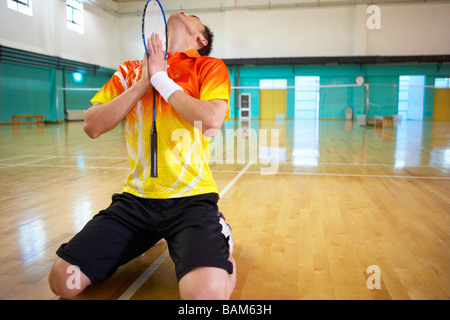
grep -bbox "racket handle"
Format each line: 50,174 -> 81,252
150,126 -> 158,178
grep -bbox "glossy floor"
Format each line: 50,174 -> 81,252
0,119 -> 449,299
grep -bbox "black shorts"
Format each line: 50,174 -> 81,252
56,192 -> 233,284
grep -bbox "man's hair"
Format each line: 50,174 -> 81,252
198,25 -> 214,57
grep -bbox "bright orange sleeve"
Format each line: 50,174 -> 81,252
199,59 -> 231,120
90,62 -> 133,105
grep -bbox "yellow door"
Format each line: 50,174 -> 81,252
260,89 -> 287,120
433,88 -> 450,121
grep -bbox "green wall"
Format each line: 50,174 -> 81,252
0,47 -> 115,123
227,63 -> 450,120
1,62 -> 59,123
1,46 -> 449,123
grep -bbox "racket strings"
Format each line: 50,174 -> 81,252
143,1 -> 167,55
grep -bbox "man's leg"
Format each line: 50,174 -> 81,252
48,258 -> 92,299
175,209 -> 236,300
178,255 -> 236,300
48,193 -> 161,299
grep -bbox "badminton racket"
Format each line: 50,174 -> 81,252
142,0 -> 167,178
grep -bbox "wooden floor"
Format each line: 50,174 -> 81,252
0,119 -> 449,300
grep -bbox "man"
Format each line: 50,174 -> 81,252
49,12 -> 236,300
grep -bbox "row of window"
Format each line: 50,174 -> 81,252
250,76 -> 449,121
7,0 -> 84,34
259,77 -> 450,90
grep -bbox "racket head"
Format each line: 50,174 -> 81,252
142,0 -> 168,59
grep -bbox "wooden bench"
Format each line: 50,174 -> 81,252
11,115 -> 44,126
374,116 -> 394,130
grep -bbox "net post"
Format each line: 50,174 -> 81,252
56,87 -> 59,123
365,84 -> 370,124
55,88 -> 101,122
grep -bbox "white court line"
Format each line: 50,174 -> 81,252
242,170 -> 450,180
17,164 -> 130,170
116,162 -> 252,300
279,161 -> 448,168
1,154 -> 447,169
117,249 -> 170,300
219,162 -> 253,198
0,161 -> 447,179
0,154 -> 129,170
51,155 -> 128,160
0,155 -> 31,162
2,154 -> 128,160
0,156 -> 58,169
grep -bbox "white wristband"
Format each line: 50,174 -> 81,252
150,71 -> 183,102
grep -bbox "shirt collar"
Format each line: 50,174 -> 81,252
167,49 -> 201,60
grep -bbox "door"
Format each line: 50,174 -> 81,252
433,78 -> 450,121
260,89 -> 287,120
259,79 -> 287,120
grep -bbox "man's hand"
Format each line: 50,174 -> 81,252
139,53 -> 153,91
148,33 -> 167,77
140,33 -> 167,91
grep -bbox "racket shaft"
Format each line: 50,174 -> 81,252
150,123 -> 157,177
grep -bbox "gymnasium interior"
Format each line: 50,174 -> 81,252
0,0 -> 449,300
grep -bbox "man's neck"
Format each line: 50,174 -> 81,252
168,33 -> 198,54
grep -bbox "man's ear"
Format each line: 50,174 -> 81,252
197,35 -> 208,49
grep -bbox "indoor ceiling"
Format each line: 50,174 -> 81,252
111,0 -> 448,4
88,0 -> 450,15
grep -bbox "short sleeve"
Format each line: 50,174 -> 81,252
90,61 -> 134,105
199,59 -> 231,120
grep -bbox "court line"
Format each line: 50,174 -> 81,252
1,155 -> 447,179
1,154 -> 447,168
116,162 -> 252,300
1,154 -> 126,159
0,155 -> 31,162
242,170 -> 450,180
15,164 -> 130,170
1,163 -> 448,179
279,161 -> 448,168
219,162 -> 253,198
52,155 -> 128,160
0,156 -> 58,169
117,249 -> 170,300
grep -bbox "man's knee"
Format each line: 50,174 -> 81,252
48,258 -> 91,299
179,265 -> 235,300
181,277 -> 229,300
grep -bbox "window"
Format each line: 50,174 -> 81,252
435,78 -> 450,88
295,76 -> 320,119
67,0 -> 84,34
398,75 -> 425,120
260,79 -> 287,90
397,76 -> 409,121
7,0 -> 33,16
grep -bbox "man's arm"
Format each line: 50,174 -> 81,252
83,58 -> 153,139
83,82 -> 147,139
168,92 -> 228,137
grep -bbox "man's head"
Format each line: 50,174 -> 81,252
197,24 -> 214,56
167,12 -> 214,56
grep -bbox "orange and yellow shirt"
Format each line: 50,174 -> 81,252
91,50 -> 231,199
